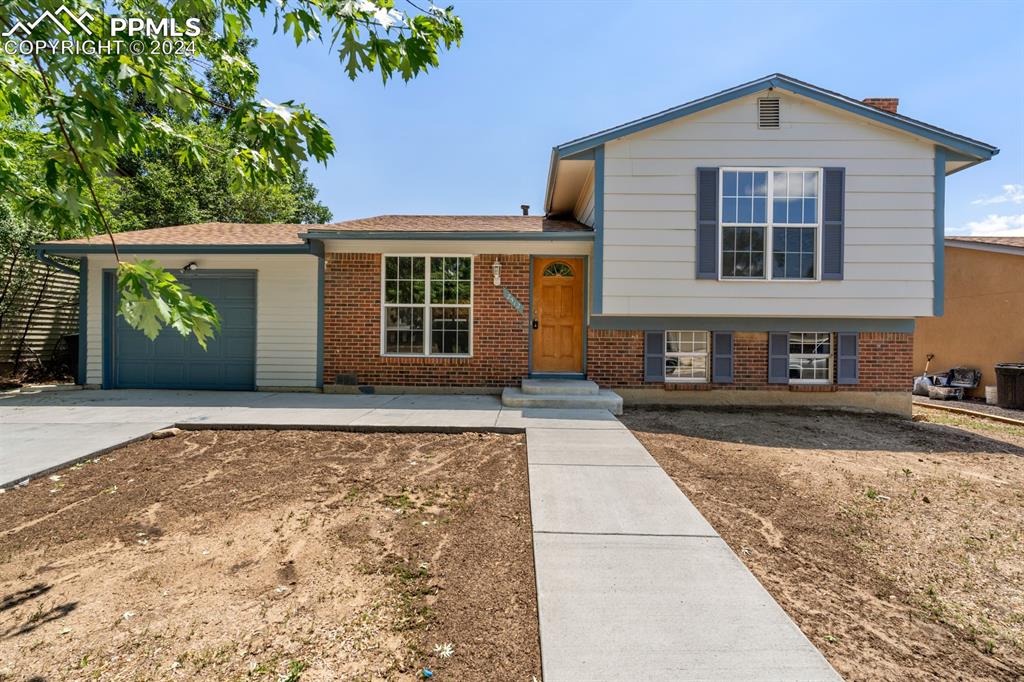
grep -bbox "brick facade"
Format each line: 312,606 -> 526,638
322,253 -> 530,388
586,329 -> 912,392
322,251 -> 912,395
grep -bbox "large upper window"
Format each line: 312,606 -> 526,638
383,256 -> 472,356
665,331 -> 709,382
720,168 -> 820,280
789,332 -> 831,383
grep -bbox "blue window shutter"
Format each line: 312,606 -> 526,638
768,332 -> 790,384
712,331 -> 733,383
696,168 -> 719,279
644,331 -> 665,382
837,332 -> 859,384
822,167 -> 845,280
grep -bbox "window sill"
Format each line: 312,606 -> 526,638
381,354 -> 473,364
788,383 -> 837,392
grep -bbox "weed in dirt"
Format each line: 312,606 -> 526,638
280,660 -> 308,682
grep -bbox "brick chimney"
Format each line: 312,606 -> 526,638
862,97 -> 899,114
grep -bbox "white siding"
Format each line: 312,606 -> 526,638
574,166 -> 596,227
600,91 -> 936,317
84,254 -> 319,388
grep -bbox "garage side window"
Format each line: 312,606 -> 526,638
383,256 -> 472,356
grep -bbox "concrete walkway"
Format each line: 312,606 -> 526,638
2,389 -> 839,680
0,389 -> 617,486
527,420 -> 841,681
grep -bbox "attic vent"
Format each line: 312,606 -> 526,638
758,98 -> 780,129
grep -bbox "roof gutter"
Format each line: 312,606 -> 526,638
33,246 -> 81,277
34,243 -> 314,255
299,230 -> 595,241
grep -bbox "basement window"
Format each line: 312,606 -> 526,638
382,256 -> 473,356
665,331 -> 709,383
789,332 -> 831,383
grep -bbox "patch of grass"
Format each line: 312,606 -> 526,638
379,491 -> 418,511
918,411 -> 1024,438
280,660 -> 308,682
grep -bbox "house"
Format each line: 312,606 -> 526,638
913,237 -> 1024,398
36,74 -> 998,416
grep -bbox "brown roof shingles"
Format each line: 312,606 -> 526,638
46,215 -> 590,246
947,236 -> 1024,249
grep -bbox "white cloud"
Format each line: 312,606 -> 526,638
950,213 -> 1024,237
971,184 -> 1024,206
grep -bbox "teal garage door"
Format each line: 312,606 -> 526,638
106,271 -> 256,390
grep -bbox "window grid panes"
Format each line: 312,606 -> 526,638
720,168 -> 820,280
665,331 -> 709,382
383,256 -> 472,356
788,332 -> 831,383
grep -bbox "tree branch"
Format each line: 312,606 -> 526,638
31,52 -> 121,262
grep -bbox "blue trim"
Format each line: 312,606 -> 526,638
33,247 -> 81,277
934,147 -> 946,317
102,271 -> 114,389
299,231 -> 594,242
589,316 -> 916,333
316,254 -> 325,389
77,257 -> 87,385
592,145 -> 605,315
554,74 -> 998,161
39,244 -> 313,255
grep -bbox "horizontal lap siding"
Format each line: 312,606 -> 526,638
85,254 -> 318,387
600,91 -> 935,317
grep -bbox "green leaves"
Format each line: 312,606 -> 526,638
118,261 -> 221,349
1,0 -> 462,349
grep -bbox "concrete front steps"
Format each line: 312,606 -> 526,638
502,379 -> 624,415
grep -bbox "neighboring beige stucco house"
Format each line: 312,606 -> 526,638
914,237 -> 1024,397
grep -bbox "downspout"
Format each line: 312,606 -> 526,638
33,247 -> 81,278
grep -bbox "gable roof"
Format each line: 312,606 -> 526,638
553,74 -> 999,162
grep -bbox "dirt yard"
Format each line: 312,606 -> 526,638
0,430 -> 539,681
624,406 -> 1024,682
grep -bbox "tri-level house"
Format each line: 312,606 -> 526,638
38,75 -> 998,416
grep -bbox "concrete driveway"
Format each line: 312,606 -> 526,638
0,389 -> 618,487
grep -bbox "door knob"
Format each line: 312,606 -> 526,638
532,319 -> 539,329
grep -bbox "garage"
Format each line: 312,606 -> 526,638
104,271 -> 257,390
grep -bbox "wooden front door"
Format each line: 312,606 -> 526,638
532,257 -> 584,373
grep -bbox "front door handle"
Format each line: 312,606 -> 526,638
532,319 -> 539,329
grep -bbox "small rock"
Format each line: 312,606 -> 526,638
151,428 -> 181,439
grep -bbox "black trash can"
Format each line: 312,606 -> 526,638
995,363 -> 1024,410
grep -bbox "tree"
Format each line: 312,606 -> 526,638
0,0 -> 462,347
107,122 -> 334,231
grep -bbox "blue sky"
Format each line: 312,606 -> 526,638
250,0 -> 1024,236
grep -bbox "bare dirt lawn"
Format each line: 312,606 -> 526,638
0,430 -> 539,681
624,406 -> 1024,682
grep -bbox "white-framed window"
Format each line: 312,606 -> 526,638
789,332 -> 832,383
720,168 -> 821,281
665,331 -> 709,383
381,255 -> 472,356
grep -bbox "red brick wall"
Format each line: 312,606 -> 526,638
586,330 -> 645,387
586,329 -> 912,392
322,253 -> 530,387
